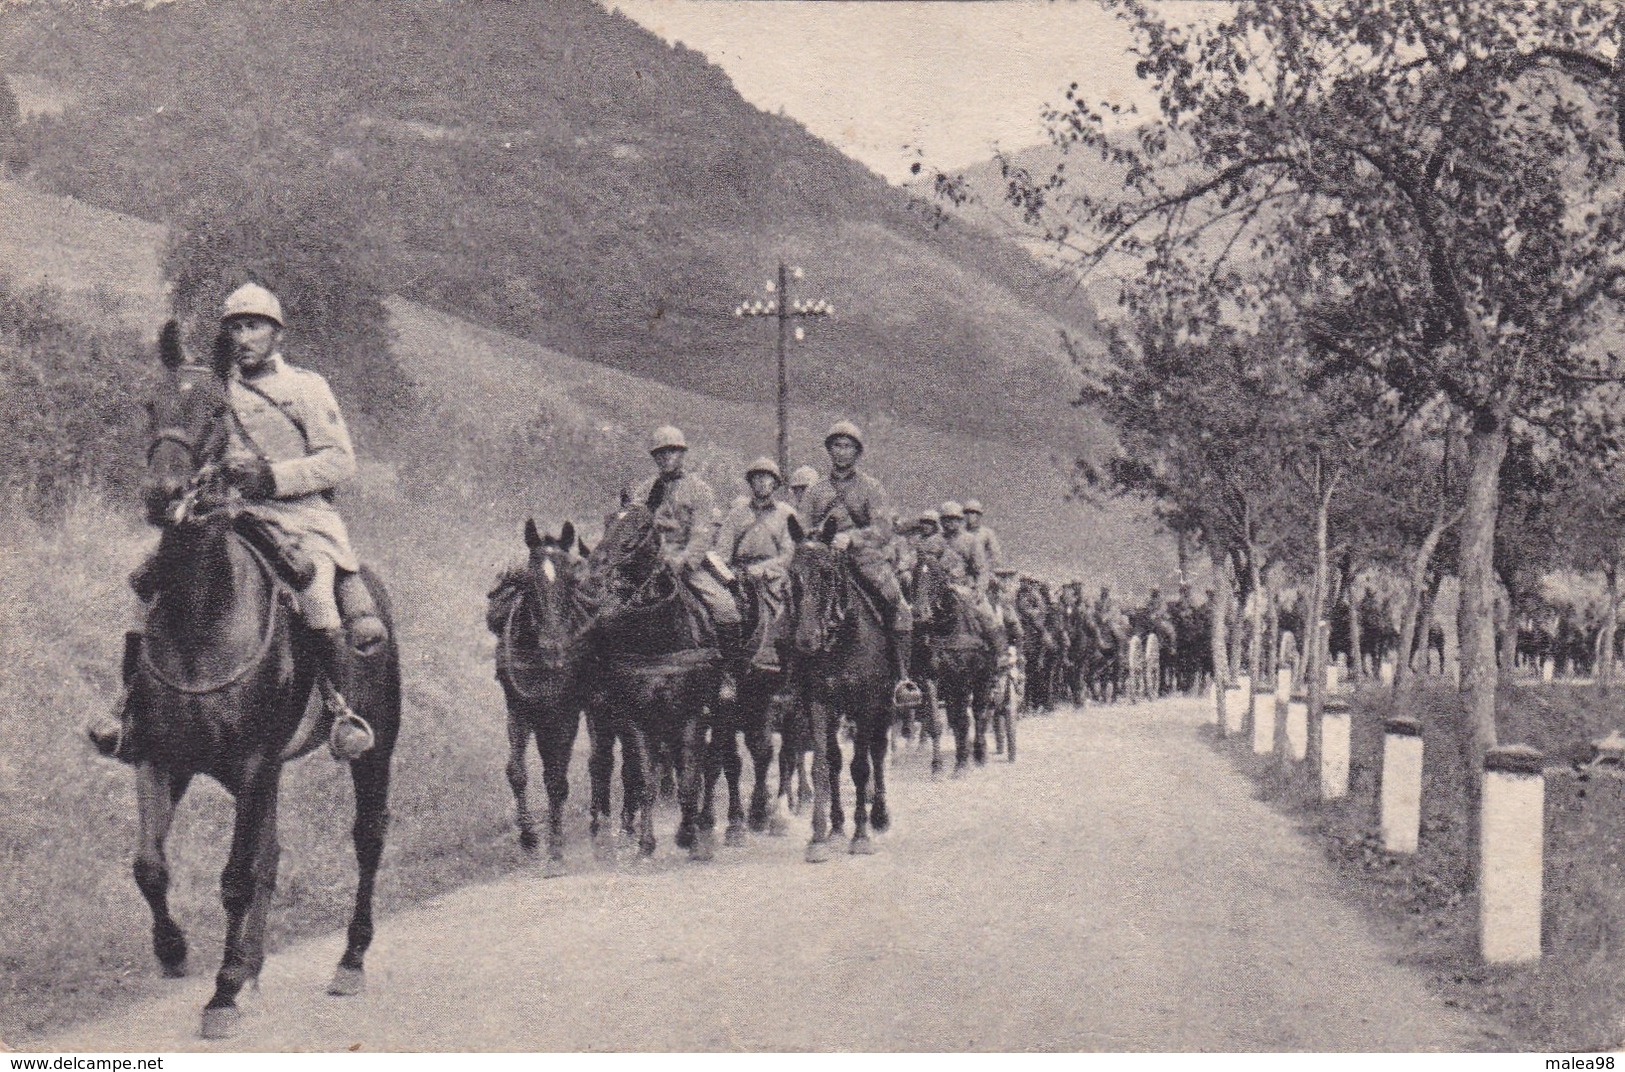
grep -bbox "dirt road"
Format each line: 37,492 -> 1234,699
38,697 -> 1494,1052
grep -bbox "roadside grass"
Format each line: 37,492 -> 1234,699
1212,678 -> 1625,1051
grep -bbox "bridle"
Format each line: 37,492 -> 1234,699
500,547 -> 586,699
789,545 -> 851,655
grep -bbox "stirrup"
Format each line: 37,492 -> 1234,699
892,679 -> 923,712
323,683 -> 376,762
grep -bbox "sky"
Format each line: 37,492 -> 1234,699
607,1 -> 1159,184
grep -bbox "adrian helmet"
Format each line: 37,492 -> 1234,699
939,500 -> 965,521
221,282 -> 284,327
648,425 -> 688,454
789,465 -> 820,489
824,420 -> 865,453
745,456 -> 783,484
963,498 -> 985,515
918,509 -> 941,526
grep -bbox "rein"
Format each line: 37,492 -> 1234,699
499,585 -> 578,702
139,529 -> 288,696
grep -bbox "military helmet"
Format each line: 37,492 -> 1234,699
824,419 -> 865,452
939,500 -> 965,520
918,509 -> 940,526
221,282 -> 284,327
994,565 -> 1019,578
745,456 -> 783,483
963,498 -> 985,515
789,464 -> 819,489
648,425 -> 688,454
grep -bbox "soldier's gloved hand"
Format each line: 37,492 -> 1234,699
831,531 -> 853,551
223,457 -> 275,499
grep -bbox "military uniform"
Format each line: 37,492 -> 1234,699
799,468 -> 912,634
717,493 -> 797,669
225,353 -> 357,630
631,469 -> 740,627
965,524 -> 1002,581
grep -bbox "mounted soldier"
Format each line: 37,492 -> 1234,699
631,425 -> 743,695
787,464 -> 819,511
937,500 -> 1003,651
89,282 -> 384,762
797,420 -> 921,711
961,498 -> 1003,590
714,456 -> 797,672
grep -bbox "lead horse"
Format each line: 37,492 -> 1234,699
492,517 -> 589,874
783,518 -> 894,861
134,323 -> 401,1039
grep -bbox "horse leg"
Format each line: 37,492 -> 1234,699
330,750 -> 391,996
699,720 -> 721,834
924,678 -> 944,776
505,708 -> 538,853
134,763 -> 191,978
804,697 -> 832,863
681,704 -> 714,862
827,713 -> 846,837
202,763 -> 283,1039
869,713 -> 891,834
625,722 -> 656,856
745,696 -> 776,833
849,724 -> 875,855
538,710 -> 578,878
723,721 -> 747,847
587,707 -> 614,843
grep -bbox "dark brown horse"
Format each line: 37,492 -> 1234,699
699,574 -> 789,844
493,518 -> 588,875
581,503 -> 720,861
900,551 -> 949,775
925,576 -> 998,773
783,519 -> 894,862
134,324 -> 400,1039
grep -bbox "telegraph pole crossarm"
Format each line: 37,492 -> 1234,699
732,262 -> 833,481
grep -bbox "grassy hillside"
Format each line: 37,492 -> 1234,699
0,0 -> 1103,451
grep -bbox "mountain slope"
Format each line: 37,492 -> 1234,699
0,0 -> 1103,451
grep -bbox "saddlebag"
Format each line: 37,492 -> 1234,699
236,515 -> 317,590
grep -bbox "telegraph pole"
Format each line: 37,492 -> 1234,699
733,263 -> 832,480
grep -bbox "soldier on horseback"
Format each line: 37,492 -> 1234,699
938,500 -> 1004,651
714,457 -> 797,673
797,420 -> 921,712
90,283 -> 384,762
961,498 -> 1003,590
787,464 -> 820,510
632,425 -> 744,696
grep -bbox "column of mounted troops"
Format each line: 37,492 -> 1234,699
1213,659 -> 1549,966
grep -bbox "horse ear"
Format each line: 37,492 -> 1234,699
787,513 -> 805,545
559,520 -> 575,551
157,319 -> 185,369
578,539 -> 592,559
620,487 -> 632,507
820,516 -> 840,545
524,518 -> 542,549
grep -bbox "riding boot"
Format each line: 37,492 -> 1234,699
88,631 -> 143,762
891,627 -> 923,712
314,627 -> 375,762
336,571 -> 387,655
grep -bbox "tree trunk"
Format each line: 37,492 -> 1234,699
1346,577 -> 1364,681
1414,570 -> 1444,676
1458,419 -> 1507,889
1599,563 -> 1619,697
1305,486 -> 1331,777
1394,509 -> 1456,695
1212,557 -> 1232,734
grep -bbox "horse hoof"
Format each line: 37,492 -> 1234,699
690,830 -> 716,862
200,1005 -> 241,1040
518,828 -> 540,853
724,824 -> 748,848
639,837 -> 658,858
542,856 -> 568,879
675,826 -> 696,851
805,840 -> 831,864
850,836 -> 877,856
592,834 -> 617,864
871,806 -> 891,833
767,813 -> 790,837
328,966 -> 366,997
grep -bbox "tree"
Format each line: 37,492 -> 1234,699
1000,1 -> 1625,878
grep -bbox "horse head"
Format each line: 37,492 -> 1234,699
145,319 -> 233,530
519,517 -> 588,650
786,517 -> 849,656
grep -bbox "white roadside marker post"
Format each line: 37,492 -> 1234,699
1380,717 -> 1423,854
1320,697 -> 1351,800
1480,744 -> 1545,965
